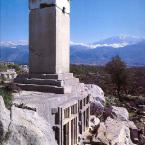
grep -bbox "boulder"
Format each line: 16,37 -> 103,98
95,122 -> 108,143
90,101 -> 104,116
85,84 -> 105,115
95,117 -> 136,145
104,106 -> 139,144
89,116 -> 100,134
127,121 -> 139,144
3,106 -> 58,145
106,106 -> 129,121
0,96 -> 57,145
85,84 -> 105,104
0,96 -> 10,142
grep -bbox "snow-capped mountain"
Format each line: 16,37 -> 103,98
95,35 -> 144,45
0,40 -> 28,48
71,35 -> 145,49
0,35 -> 145,66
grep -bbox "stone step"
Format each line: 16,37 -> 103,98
16,83 -> 72,94
17,73 -> 74,80
15,77 -> 79,87
63,77 -> 79,86
15,78 -> 64,87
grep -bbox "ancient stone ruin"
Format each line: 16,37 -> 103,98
15,0 -> 72,94
13,0 -> 91,145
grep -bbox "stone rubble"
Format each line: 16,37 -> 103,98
105,106 -> 129,121
85,84 -> 105,116
95,117 -> 136,145
84,86 -> 139,145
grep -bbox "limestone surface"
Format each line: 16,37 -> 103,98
0,96 -> 10,142
106,106 -> 129,121
93,104 -> 139,145
89,115 -> 100,131
0,96 -> 57,145
85,84 -> 105,104
85,84 -> 105,116
95,117 -> 136,145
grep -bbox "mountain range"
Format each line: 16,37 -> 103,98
0,36 -> 145,66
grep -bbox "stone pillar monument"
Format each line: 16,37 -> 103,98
15,0 -> 79,94
29,0 -> 70,74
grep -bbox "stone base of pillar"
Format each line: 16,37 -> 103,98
14,73 -> 79,94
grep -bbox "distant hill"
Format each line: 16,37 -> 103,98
0,36 -> 145,66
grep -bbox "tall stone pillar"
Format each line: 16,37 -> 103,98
29,0 -> 70,74
15,0 -> 79,94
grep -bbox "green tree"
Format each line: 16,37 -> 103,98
105,56 -> 128,98
7,64 -> 21,73
0,64 -> 7,72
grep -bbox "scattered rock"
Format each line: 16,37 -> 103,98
95,117 -> 136,145
91,101 -> 104,116
105,106 -> 129,121
138,105 -> 145,111
90,116 -> 100,127
85,84 -> 105,104
85,84 -> 105,115
90,116 -> 100,134
95,122 -> 108,143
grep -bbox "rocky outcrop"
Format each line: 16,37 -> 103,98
0,96 -> 10,142
95,117 -> 136,145
90,96 -> 138,145
85,84 -> 105,104
86,85 -> 137,144
0,96 -> 57,145
85,84 -> 105,116
85,85 -> 137,144
105,106 -> 129,121
0,84 -> 140,145
89,116 -> 100,134
104,106 -> 139,144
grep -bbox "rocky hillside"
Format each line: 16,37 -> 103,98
1,84 -> 144,145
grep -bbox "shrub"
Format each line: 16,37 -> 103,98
0,87 -> 12,109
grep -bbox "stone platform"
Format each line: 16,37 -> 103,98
14,73 -> 79,94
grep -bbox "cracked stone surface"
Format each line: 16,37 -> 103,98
0,96 -> 57,145
0,96 -> 10,142
95,117 -> 136,145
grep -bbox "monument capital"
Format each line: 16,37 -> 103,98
29,0 -> 70,13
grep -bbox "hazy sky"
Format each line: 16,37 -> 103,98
1,0 -> 145,43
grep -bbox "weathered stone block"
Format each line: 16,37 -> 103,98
29,7 -> 70,74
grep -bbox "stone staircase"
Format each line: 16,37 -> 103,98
14,73 -> 79,94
